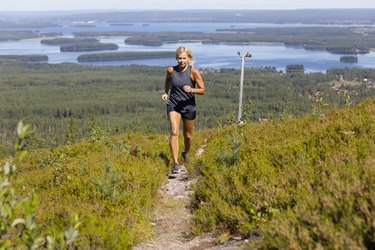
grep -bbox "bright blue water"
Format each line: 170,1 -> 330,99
1,22 -> 375,72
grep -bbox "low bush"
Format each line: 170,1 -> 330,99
16,132 -> 170,249
190,98 -> 375,248
1,121 -> 80,249
5,98 -> 374,248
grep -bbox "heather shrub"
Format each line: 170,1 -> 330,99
16,132 -> 170,248
1,121 -> 80,249
190,98 -> 375,248
262,154 -> 375,249
6,97 -> 374,248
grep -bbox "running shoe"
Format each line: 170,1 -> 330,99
172,163 -> 182,174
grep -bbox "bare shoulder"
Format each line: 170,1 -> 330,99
191,66 -> 203,78
191,66 -> 202,76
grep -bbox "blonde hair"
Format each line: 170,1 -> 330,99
175,46 -> 194,66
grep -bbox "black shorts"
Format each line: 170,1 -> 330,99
167,103 -> 196,120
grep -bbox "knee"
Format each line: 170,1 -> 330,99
170,128 -> 179,137
184,131 -> 192,140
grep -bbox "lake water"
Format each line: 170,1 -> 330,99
1,22 -> 375,72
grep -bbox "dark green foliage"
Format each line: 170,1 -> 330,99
215,27 -> 375,54
60,42 -> 119,52
0,61 -> 374,151
0,55 -> 48,62
40,37 -> 98,45
340,55 -> 358,63
77,51 -> 175,62
125,36 -> 163,46
286,64 -> 304,74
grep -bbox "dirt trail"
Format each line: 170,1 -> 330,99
134,145 -> 249,250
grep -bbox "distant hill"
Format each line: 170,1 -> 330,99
2,9 -> 375,25
54,9 -> 375,24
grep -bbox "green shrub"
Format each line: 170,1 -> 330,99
16,132 -> 170,248
1,121 -> 80,249
190,98 -> 375,248
262,154 -> 375,249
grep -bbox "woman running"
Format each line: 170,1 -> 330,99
161,46 -> 205,174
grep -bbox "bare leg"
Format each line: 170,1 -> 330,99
182,118 -> 195,159
168,111 -> 181,164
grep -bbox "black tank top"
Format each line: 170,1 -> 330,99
167,65 -> 196,107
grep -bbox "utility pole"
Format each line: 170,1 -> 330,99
237,52 -> 252,123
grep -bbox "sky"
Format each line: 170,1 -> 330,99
1,0 -> 374,11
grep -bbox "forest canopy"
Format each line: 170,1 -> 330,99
0,60 -> 374,154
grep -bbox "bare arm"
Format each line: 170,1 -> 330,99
183,67 -> 205,95
162,66 -> 173,101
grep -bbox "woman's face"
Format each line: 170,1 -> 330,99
176,52 -> 189,68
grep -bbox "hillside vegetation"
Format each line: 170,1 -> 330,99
189,98 -> 375,249
3,98 -> 373,248
13,131 -> 171,248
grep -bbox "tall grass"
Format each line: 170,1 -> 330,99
190,98 -> 375,249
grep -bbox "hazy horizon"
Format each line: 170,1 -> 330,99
1,0 -> 374,11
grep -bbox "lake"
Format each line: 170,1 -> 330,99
1,22 -> 375,72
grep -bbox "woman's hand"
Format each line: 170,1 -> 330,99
161,93 -> 168,102
183,85 -> 192,93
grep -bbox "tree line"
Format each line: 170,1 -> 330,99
74,27 -> 375,55
0,60 -> 374,154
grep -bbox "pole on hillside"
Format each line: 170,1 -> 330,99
237,52 -> 252,123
